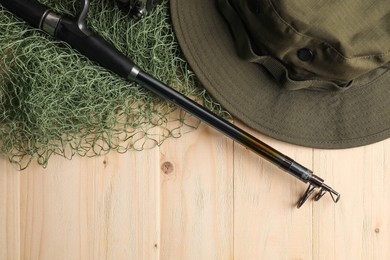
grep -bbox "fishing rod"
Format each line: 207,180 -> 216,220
0,0 -> 340,208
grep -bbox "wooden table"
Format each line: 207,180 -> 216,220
1,120 -> 390,259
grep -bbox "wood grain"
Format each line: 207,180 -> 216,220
1,123 -> 390,259
0,157 -> 20,260
313,140 -> 390,260
159,122 -> 234,260
16,146 -> 160,260
233,124 -> 313,260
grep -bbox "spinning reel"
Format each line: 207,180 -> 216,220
115,0 -> 162,19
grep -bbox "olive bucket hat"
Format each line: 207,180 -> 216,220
170,0 -> 390,148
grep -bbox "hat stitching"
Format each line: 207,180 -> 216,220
268,0 -> 390,61
221,88 -> 390,145
228,85 -> 390,145
200,60 -> 389,143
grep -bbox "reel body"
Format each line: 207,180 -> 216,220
116,0 -> 162,19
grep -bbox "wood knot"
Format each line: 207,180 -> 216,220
375,228 -> 380,233
102,159 -> 108,168
161,161 -> 174,174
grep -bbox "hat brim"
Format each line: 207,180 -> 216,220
170,0 -> 390,149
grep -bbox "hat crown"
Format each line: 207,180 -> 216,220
228,0 -> 390,84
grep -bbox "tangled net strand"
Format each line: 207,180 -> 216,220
0,0 -> 229,170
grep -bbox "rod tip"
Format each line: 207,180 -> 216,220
297,183 -> 340,208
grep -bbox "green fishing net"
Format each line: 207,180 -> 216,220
0,0 -> 229,170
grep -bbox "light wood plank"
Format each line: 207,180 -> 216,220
233,123 -> 313,260
91,150 -> 160,260
159,122 -> 234,260
20,156 -> 97,260
0,157 -> 20,260
19,146 -> 160,260
1,120 -> 390,259
313,139 -> 390,260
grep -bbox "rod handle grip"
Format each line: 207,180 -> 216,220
0,0 -> 49,28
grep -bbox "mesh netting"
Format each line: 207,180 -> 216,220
0,0 -> 229,170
